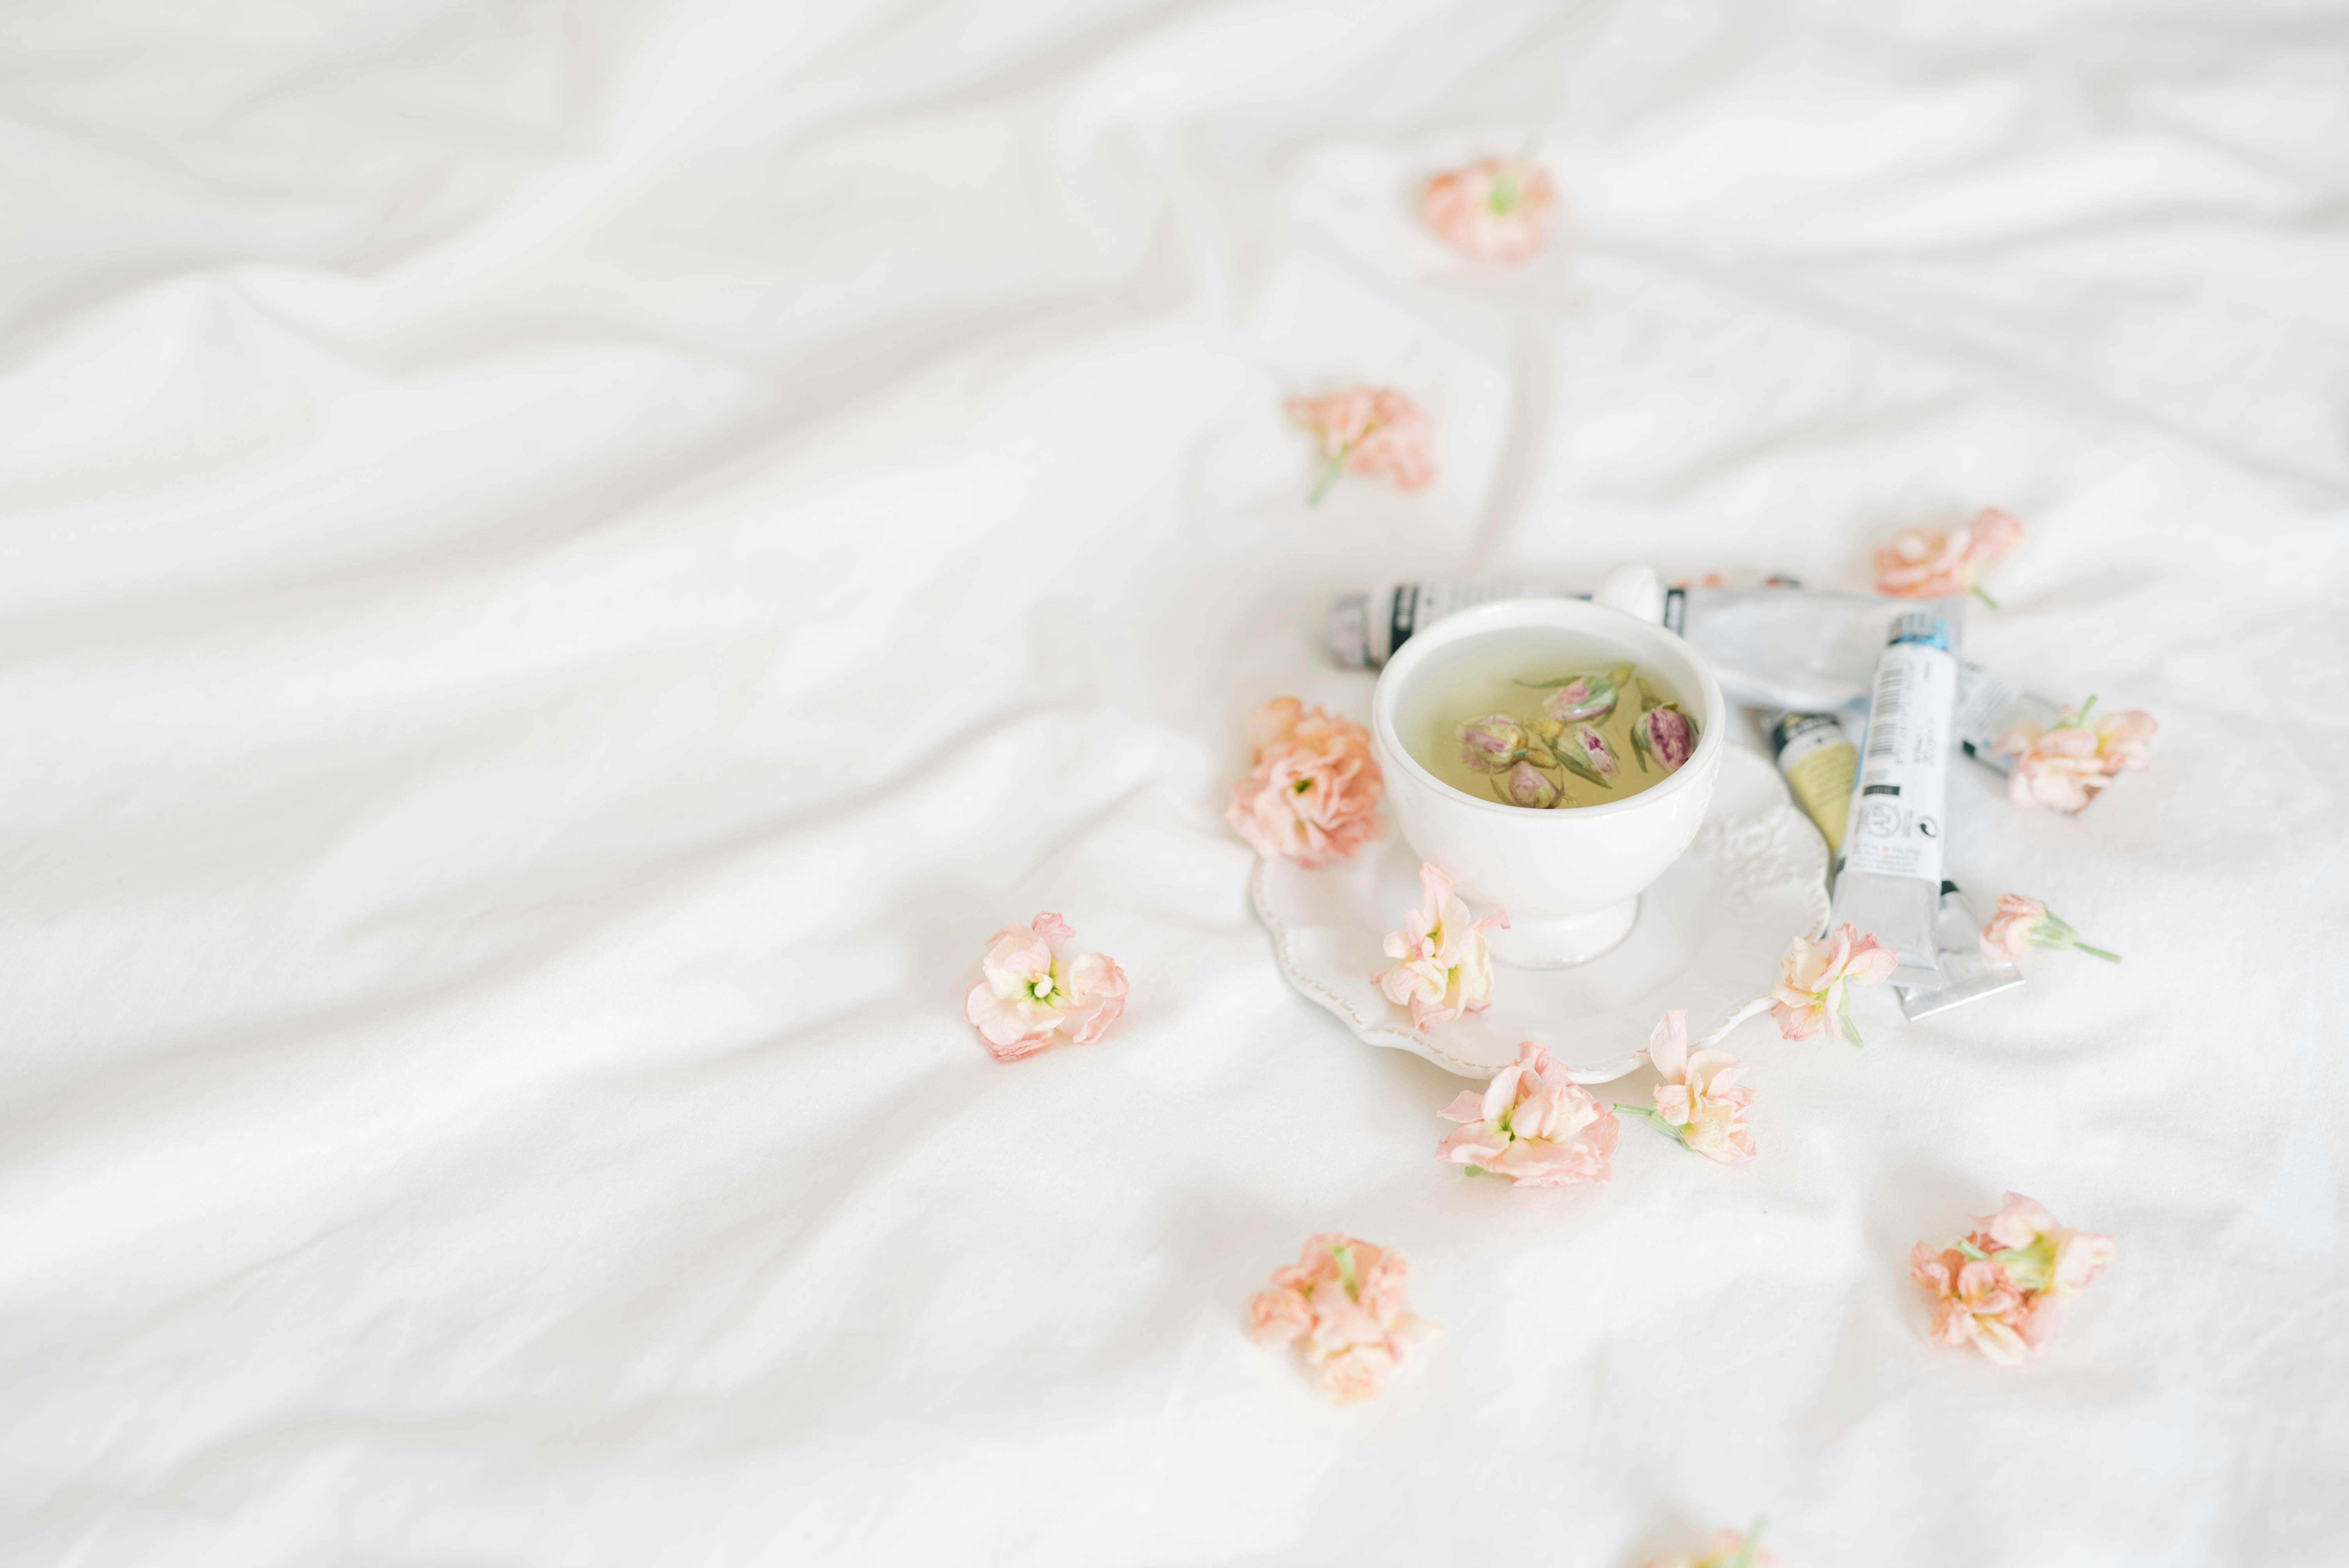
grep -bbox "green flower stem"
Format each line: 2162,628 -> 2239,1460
1308,447 -> 1351,506
1612,1105 -> 1687,1149
1971,583 -> 2001,609
2071,943 -> 2124,963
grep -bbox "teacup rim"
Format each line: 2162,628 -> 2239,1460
1371,597 -> 1727,821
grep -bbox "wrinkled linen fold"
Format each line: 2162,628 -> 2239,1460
2,2 -> 2346,1564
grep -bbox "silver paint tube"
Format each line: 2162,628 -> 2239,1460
1896,882 -> 2025,1019
1828,611 -> 1957,991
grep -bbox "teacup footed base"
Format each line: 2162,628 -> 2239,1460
1488,898 -> 1637,969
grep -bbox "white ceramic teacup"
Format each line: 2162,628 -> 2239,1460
1370,596 -> 1728,967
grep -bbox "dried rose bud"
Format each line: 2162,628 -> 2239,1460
1632,707 -> 1698,773
1550,723 -> 1619,786
1500,759 -> 1560,807
1538,672 -> 1620,725
1457,714 -> 1531,773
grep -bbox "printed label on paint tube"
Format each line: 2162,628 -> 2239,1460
1841,641 -> 1955,884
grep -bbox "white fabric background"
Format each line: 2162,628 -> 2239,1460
5,2 -> 2347,1563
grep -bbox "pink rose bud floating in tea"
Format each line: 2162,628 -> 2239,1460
1631,703 -> 1699,773
1499,759 -> 1558,808
1456,713 -> 1530,773
1547,723 -> 1619,787
1444,659 -> 1685,809
1533,665 -> 1624,724
1980,894 -> 2121,963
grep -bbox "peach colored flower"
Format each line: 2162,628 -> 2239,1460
1980,893 -> 2121,964
1771,923 -> 1898,1046
1246,1233 -> 1436,1402
1996,698 -> 2157,815
1286,387 -> 1435,502
964,913 -> 1128,1062
1226,697 -> 1385,868
1435,1039 -> 1619,1186
1421,155 -> 1561,264
1970,1192 -> 2116,1299
1643,1525 -> 1783,1568
1619,1010 -> 1756,1164
1913,1192 -> 2112,1363
1873,507 -> 2025,605
1374,861 -> 1504,1029
1911,1244 -> 2032,1365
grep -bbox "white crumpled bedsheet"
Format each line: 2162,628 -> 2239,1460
5,2 -> 2347,1563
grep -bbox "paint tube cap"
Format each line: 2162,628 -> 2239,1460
1887,611 -> 1950,650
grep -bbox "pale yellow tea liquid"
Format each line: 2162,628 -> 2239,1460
1399,626 -> 1688,810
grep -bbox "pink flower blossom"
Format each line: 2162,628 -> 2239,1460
1632,1010 -> 1756,1164
1435,1039 -> 1620,1186
1873,507 -> 2025,604
1996,698 -> 2157,815
1643,1527 -> 1784,1568
1913,1193 -> 2113,1363
1375,861 -> 1504,1029
1226,697 -> 1385,868
1970,1192 -> 2116,1298
1770,923 -> 1898,1046
1421,155 -> 1561,264
1246,1234 -> 1436,1402
964,913 -> 1128,1061
1911,1244 -> 2032,1365
1980,893 -> 2121,963
1979,894 -> 2047,960
1285,387 -> 1435,502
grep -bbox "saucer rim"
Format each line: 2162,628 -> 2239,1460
1250,747 -> 1829,1083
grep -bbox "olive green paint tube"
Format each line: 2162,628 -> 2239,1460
1766,711 -> 1856,855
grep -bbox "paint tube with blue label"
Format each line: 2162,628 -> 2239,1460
1828,611 -> 1958,991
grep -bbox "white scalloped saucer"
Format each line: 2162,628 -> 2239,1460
1251,746 -> 1829,1082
